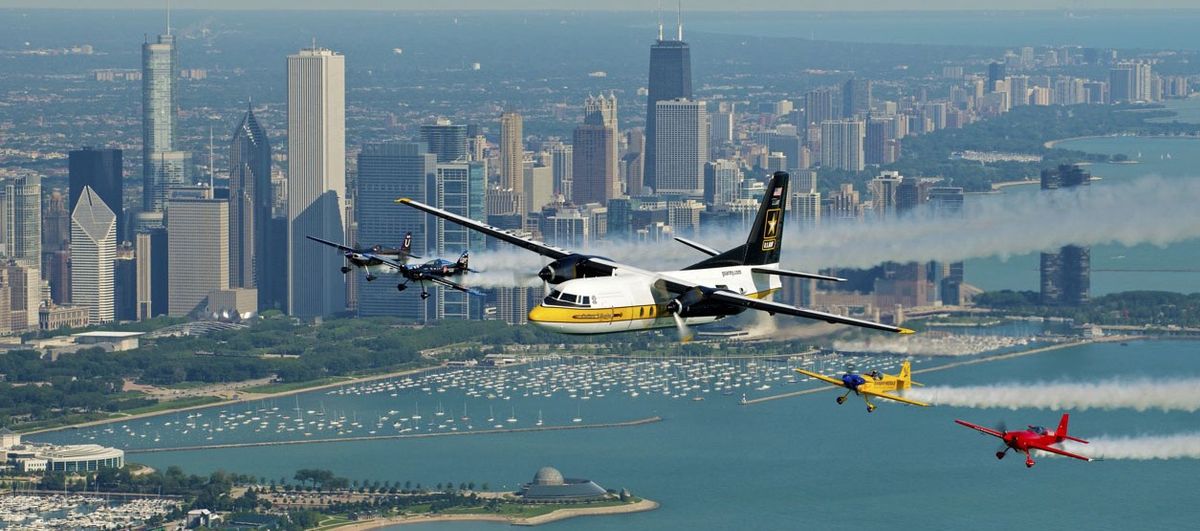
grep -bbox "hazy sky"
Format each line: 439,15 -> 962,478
4,1 -> 1200,10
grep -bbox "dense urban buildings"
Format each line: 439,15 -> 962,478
287,46 -> 347,317
167,197 -> 229,317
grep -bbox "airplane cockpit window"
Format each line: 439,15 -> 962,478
562,293 -> 578,303
580,296 -> 591,306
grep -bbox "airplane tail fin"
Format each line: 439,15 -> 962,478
897,360 -> 921,389
1056,413 -> 1089,443
401,232 -> 413,254
457,250 -> 469,270
684,171 -> 788,270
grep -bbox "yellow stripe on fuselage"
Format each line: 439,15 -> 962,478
526,288 -> 778,325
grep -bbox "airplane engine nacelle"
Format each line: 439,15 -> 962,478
537,254 -> 611,285
666,287 -> 708,317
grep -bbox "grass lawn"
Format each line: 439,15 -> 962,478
242,377 -> 350,394
120,396 -> 224,415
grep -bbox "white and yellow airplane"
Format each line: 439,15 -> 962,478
794,360 -> 929,412
396,171 -> 913,340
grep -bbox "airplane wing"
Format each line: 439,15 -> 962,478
954,419 -> 1004,439
793,368 -> 846,387
366,254 -> 410,273
861,389 -> 930,407
1037,444 -> 1095,462
306,235 -> 356,253
426,275 -> 485,296
703,287 -> 914,334
396,197 -> 570,260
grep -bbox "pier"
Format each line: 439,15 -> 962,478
124,416 -> 662,454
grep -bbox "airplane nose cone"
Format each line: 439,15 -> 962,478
527,305 -> 558,330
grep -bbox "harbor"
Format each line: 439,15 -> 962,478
0,494 -> 176,530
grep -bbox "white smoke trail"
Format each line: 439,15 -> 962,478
832,335 -> 1032,356
906,378 -> 1200,412
1044,434 -> 1200,460
461,176 -> 1200,287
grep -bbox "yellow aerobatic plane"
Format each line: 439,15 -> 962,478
794,360 -> 929,412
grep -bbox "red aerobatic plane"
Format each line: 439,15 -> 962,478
955,413 -> 1095,468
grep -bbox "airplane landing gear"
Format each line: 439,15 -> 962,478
836,396 -> 846,405
996,451 -> 1007,460
366,274 -> 377,282
340,266 -> 351,274
1025,459 -> 1035,468
866,404 -> 876,413
420,292 -> 431,300
397,283 -> 408,292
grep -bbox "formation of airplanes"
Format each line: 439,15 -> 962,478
307,169 -> 1097,469
307,232 -> 480,300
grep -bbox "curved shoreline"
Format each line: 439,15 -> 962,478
334,499 -> 660,529
24,365 -> 442,436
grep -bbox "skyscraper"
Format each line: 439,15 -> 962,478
703,159 -> 742,207
3,175 -> 42,264
574,93 -> 619,203
802,88 -> 839,127
433,160 -> 486,320
355,143 -> 436,319
550,144 -> 573,199
69,148 -> 124,241
499,111 -> 524,213
70,186 -> 116,324
1040,165 -> 1091,306
987,61 -> 1007,92
167,198 -> 229,317
228,104 -> 272,297
820,119 -> 865,172
654,99 -> 707,196
644,19 -> 692,192
287,46 -> 347,317
142,27 -> 182,214
842,78 -> 872,117
865,118 -> 895,165
420,119 -> 468,163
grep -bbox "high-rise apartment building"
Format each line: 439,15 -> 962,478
287,46 -> 347,317
420,119 -> 469,163
703,159 -> 743,207
70,187 -> 116,324
654,99 -> 707,196
1040,165 -> 1091,306
842,78 -> 872,117
819,119 -> 865,172
499,111 -> 524,213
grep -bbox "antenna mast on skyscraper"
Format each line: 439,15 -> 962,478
657,1 -> 664,41
166,0 -> 171,35
208,125 -> 215,192
676,0 -> 683,41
